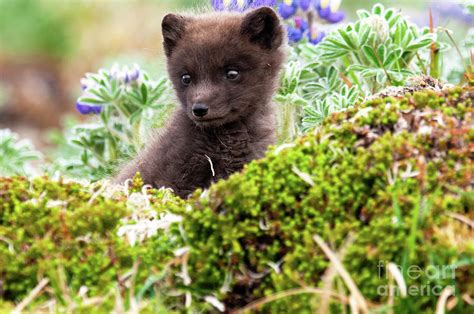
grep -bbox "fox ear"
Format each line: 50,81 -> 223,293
162,14 -> 187,57
240,7 -> 283,50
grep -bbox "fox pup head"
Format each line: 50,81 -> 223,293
162,7 -> 286,127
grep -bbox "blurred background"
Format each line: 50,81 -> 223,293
0,0 -> 472,149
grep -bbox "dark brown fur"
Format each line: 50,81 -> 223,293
115,7 -> 286,198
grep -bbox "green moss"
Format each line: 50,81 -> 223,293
0,87 -> 472,312
180,87 -> 473,312
0,176 -> 185,311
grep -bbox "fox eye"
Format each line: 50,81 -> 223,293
225,69 -> 240,80
181,74 -> 191,86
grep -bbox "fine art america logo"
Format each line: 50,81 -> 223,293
376,261 -> 456,297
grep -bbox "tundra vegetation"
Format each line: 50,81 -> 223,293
0,1 -> 473,313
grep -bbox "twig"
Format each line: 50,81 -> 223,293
114,285 -> 125,314
318,233 -> 355,314
232,287 -> 348,313
292,166 -> 315,186
57,265 -> 73,307
435,286 -> 454,314
387,262 -> 407,298
349,294 -> 359,314
0,236 -> 15,253
12,278 -> 49,314
88,181 -> 108,205
443,28 -> 471,78
129,258 -> 141,314
204,154 -> 215,177
444,212 -> 474,228
313,234 -> 369,313
339,71 -> 353,88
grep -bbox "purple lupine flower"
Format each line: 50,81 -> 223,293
212,0 -> 226,10
318,6 -> 333,20
129,66 -> 140,81
318,7 -> 345,23
429,2 -> 474,25
76,102 -> 102,115
278,0 -> 298,19
294,16 -> 308,32
308,28 -> 325,44
287,25 -> 303,43
251,0 -> 276,7
212,0 -> 275,11
316,0 -> 345,24
108,64 -> 142,84
299,0 -> 312,11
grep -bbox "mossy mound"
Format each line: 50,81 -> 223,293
0,176 -> 185,312
0,87 -> 473,312
180,87 -> 473,312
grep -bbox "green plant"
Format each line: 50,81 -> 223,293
0,129 -> 41,177
315,4 -> 443,89
445,27 -> 474,85
59,64 -> 174,180
274,3 -> 451,139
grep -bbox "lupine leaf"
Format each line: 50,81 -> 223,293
357,9 -> 371,20
326,37 -> 351,50
384,8 -> 395,21
376,45 -> 387,63
384,48 -> 403,67
373,3 -> 384,15
337,29 -> 356,50
141,83 -> 148,104
376,71 -> 386,85
78,97 -> 106,105
406,38 -> 433,51
129,109 -> 143,125
359,25 -> 372,46
362,45 -> 381,66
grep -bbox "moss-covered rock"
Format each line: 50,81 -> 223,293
0,87 -> 472,312
179,87 -> 473,312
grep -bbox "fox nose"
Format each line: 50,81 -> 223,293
192,103 -> 208,117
